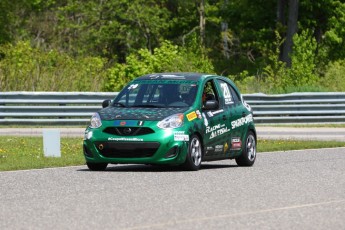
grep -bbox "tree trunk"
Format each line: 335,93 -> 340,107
281,0 -> 299,67
199,0 -> 206,48
221,0 -> 229,59
277,0 -> 287,26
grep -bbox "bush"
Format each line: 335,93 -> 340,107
320,60 -> 345,91
243,30 -> 321,94
103,40 -> 215,91
0,41 -> 107,91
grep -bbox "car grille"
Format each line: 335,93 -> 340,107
95,141 -> 160,158
103,127 -> 154,136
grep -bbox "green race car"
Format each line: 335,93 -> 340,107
83,73 -> 256,171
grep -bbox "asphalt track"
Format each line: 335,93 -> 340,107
1,148 -> 345,229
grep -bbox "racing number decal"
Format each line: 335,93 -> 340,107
220,83 -> 233,105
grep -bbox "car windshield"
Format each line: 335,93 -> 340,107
113,80 -> 199,108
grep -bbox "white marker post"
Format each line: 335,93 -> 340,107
43,129 -> 61,157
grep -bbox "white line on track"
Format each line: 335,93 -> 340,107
124,199 -> 345,230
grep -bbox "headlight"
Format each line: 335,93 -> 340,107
157,113 -> 184,129
90,113 -> 102,128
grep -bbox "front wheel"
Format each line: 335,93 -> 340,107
235,131 -> 256,167
182,135 -> 203,171
86,162 -> 108,171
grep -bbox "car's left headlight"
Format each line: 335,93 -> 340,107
157,113 -> 184,129
90,113 -> 102,128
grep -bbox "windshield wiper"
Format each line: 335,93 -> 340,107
113,102 -> 126,107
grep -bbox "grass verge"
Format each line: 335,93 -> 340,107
257,139 -> 345,152
0,136 -> 344,171
0,136 -> 84,171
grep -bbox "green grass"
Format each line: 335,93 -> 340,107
0,136 -> 85,171
0,136 -> 345,171
258,139 -> 345,152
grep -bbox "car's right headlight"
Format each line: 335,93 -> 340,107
157,113 -> 184,129
90,113 -> 102,128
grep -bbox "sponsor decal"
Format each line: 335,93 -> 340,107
186,111 -> 198,121
128,84 -> 139,90
173,131 -> 189,141
206,146 -> 214,151
206,124 -> 221,133
149,74 -> 160,79
224,142 -> 229,153
161,74 -> 185,79
212,109 -> 224,115
196,110 -> 202,119
114,120 -> 138,126
202,113 -> 209,126
243,100 -> 252,112
206,124 -> 230,139
138,121 -> 144,126
231,138 -> 242,149
206,109 -> 224,118
108,137 -> 143,142
231,114 -> 253,129
215,145 -> 224,152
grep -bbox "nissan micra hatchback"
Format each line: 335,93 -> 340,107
83,73 -> 256,171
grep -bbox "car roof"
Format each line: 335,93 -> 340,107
136,72 -> 214,81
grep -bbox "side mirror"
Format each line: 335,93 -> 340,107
204,100 -> 218,110
102,99 -> 112,108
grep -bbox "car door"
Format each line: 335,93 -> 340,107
201,79 -> 230,160
216,79 -> 245,158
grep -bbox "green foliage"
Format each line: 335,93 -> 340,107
0,41 -> 106,91
322,1 -> 345,60
57,0 -> 171,60
288,30 -> 318,87
320,59 -> 345,91
257,30 -> 319,93
104,40 -> 215,91
261,31 -> 288,93
0,0 -> 345,93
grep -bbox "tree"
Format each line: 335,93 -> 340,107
57,0 -> 170,61
199,0 -> 206,48
281,0 -> 299,67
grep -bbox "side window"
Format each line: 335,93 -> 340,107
202,80 -> 219,108
229,85 -> 240,104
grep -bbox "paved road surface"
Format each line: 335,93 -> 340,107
0,126 -> 344,141
1,148 -> 345,229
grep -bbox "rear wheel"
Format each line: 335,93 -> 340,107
183,135 -> 202,171
86,162 -> 108,171
235,131 -> 256,166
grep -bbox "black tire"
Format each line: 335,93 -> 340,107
235,131 -> 256,167
86,162 -> 108,171
182,135 -> 203,171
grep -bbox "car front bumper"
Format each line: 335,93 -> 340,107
83,124 -> 189,165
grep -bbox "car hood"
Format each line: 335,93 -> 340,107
98,107 -> 188,121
